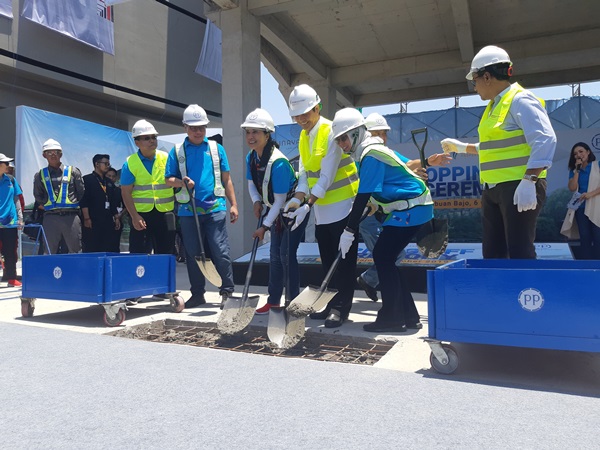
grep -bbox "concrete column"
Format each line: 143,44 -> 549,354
219,5 -> 261,259
312,81 -> 337,120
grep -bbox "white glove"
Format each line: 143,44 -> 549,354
441,138 -> 468,154
338,229 -> 355,259
513,179 -> 537,212
283,197 -> 302,213
286,204 -> 310,231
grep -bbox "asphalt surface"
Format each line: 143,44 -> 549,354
1,262 -> 600,449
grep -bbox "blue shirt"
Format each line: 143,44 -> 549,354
120,150 -> 156,186
245,151 -> 296,196
358,151 -> 433,228
0,175 -> 23,226
165,137 -> 230,216
569,165 -> 591,193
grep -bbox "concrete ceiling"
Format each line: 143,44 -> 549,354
213,0 -> 600,107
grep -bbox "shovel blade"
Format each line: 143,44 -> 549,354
286,285 -> 338,317
416,218 -> 449,259
217,294 -> 261,335
195,256 -> 222,287
267,307 -> 306,349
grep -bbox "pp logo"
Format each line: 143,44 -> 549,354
518,288 -> 544,312
136,265 -> 145,278
178,155 -> 185,163
53,266 -> 62,280
248,112 -> 259,120
592,134 -> 600,151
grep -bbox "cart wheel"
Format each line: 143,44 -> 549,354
103,309 -> 126,327
21,299 -> 34,318
170,295 -> 185,313
429,344 -> 459,375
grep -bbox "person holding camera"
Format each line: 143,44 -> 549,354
565,142 -> 600,259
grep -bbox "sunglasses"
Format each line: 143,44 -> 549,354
97,161 -> 111,167
43,150 -> 62,156
137,135 -> 158,141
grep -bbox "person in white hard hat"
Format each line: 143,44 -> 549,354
240,108 -> 307,314
165,105 -> 239,309
0,153 -> 24,286
284,84 -> 359,328
441,45 -> 556,258
121,120 -> 176,265
357,113 -> 451,301
33,138 -> 85,254
332,108 -> 433,332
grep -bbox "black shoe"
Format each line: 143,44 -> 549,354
185,295 -> 206,309
125,298 -> 138,306
406,322 -> 423,330
219,291 -> 232,310
309,309 -> 331,320
363,322 -> 407,333
357,276 -> 378,302
324,309 -> 345,328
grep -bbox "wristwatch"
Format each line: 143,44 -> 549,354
523,174 -> 538,183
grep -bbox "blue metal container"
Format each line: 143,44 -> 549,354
427,259 -> 600,353
22,253 -> 176,303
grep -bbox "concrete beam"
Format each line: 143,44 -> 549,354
449,0 -> 474,63
210,0 -> 239,10
260,37 -> 292,88
248,0 -> 354,16
354,82 -> 471,107
260,15 -> 328,80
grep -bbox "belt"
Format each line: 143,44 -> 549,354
46,210 -> 79,216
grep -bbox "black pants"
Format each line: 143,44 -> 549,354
373,225 -> 421,326
0,228 -> 18,280
314,215 -> 358,318
129,209 -> 175,255
481,180 -> 546,259
82,217 -> 119,253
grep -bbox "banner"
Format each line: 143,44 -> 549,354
22,0 -> 114,55
15,106 -> 137,205
0,0 -> 12,18
195,19 -> 222,83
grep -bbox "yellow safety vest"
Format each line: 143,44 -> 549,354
128,151 -> 174,213
41,166 -> 79,210
478,83 -> 547,184
298,119 -> 358,205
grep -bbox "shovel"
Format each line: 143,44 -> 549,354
186,184 -> 222,287
267,212 -> 307,349
217,215 -> 263,335
411,127 -> 449,258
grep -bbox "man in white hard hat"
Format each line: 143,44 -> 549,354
121,120 -> 176,264
0,153 -> 24,286
284,84 -> 359,328
441,45 -> 556,258
357,113 -> 451,301
165,105 -> 239,309
33,139 -> 85,254
332,108 -> 433,332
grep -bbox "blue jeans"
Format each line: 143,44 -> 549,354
575,205 -> 600,259
180,211 -> 234,296
266,216 -> 308,305
359,215 -> 405,289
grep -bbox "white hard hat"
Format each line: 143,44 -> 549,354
132,119 -> 159,138
183,104 -> 209,126
241,108 -> 275,133
364,113 -> 391,131
332,108 -> 366,139
466,45 -> 512,80
288,84 -> 321,117
42,139 -> 62,152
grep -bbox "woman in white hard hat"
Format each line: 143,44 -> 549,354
241,108 -> 306,314
333,108 -> 433,332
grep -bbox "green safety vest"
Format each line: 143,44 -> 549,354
478,83 -> 548,184
298,119 -> 358,205
128,151 -> 174,213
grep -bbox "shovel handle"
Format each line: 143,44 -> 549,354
185,182 -> 208,259
241,214 -> 264,298
411,127 -> 429,169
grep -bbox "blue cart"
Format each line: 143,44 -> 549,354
426,259 -> 600,374
20,253 -> 184,326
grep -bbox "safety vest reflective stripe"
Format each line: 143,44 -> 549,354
478,83 -> 547,184
262,148 -> 295,207
174,140 -> 224,203
128,151 -> 174,213
41,166 -> 79,210
298,120 -> 358,206
360,145 -> 432,214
